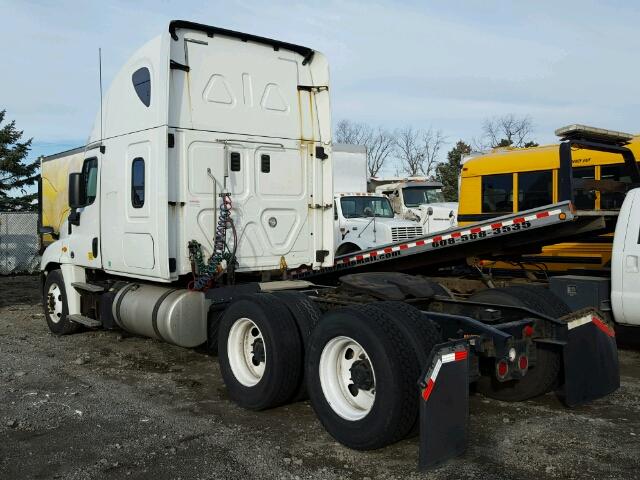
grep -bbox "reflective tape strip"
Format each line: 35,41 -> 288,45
421,349 -> 468,402
592,317 -> 615,337
421,378 -> 435,401
567,314 -> 615,338
567,315 -> 593,330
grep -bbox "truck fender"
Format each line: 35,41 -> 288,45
40,239 -> 64,272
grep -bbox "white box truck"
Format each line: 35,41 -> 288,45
38,22 -> 621,469
332,144 -> 424,255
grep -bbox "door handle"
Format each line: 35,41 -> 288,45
625,255 -> 639,273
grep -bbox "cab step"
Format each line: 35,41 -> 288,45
71,282 -> 105,293
68,314 -> 102,328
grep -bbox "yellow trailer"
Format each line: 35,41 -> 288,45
39,147 -> 85,246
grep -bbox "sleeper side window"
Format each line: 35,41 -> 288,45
482,174 -> 513,213
81,157 -> 98,206
131,157 -> 145,208
132,67 -> 151,107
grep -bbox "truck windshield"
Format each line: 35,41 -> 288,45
403,186 -> 445,207
340,196 -> 394,218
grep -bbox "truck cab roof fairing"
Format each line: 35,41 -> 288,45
168,20 -> 316,65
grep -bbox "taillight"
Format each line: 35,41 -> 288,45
523,325 -> 534,337
496,360 -> 509,379
518,355 -> 528,371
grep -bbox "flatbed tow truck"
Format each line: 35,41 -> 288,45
39,22 -> 622,470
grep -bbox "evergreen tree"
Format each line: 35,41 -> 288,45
436,140 -> 472,201
0,110 -> 37,210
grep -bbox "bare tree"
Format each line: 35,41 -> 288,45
365,128 -> 396,178
395,127 -> 445,177
335,119 -> 370,145
335,119 -> 396,177
480,114 -> 536,148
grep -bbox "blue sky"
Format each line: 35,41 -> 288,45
3,0 -> 640,172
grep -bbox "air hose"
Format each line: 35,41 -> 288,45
189,192 -> 236,290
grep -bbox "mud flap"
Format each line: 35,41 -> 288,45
562,312 -> 619,407
417,340 -> 469,470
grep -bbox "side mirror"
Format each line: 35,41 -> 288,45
68,172 -> 86,209
427,206 -> 434,216
363,207 -> 374,217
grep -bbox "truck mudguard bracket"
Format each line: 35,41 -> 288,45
562,310 -> 619,407
418,340 -> 469,469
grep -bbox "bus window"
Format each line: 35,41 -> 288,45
518,170 -> 552,210
573,166 -> 595,209
601,163 -> 631,209
482,174 -> 513,213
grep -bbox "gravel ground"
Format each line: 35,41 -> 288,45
1,275 -> 639,480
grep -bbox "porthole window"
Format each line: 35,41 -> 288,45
131,157 -> 145,208
132,67 -> 151,107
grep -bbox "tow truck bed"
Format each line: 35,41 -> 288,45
293,201 -> 615,280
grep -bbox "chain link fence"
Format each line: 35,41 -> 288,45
0,212 -> 40,275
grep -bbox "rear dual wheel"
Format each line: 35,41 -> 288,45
218,293 -> 303,410
217,291 -> 321,410
307,302 -> 441,450
219,294 -> 444,450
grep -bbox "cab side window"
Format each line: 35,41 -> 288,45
131,157 -> 145,208
81,157 -> 98,205
482,174 -> 513,213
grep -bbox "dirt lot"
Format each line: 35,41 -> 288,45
1,276 -> 639,480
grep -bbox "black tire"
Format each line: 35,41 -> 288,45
271,291 -> 322,401
42,269 -> 80,335
469,286 -> 564,402
336,243 -> 361,256
508,285 -> 571,316
306,305 -> 419,450
368,301 -> 442,435
218,293 -> 303,410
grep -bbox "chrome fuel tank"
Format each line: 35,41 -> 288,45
112,284 -> 207,347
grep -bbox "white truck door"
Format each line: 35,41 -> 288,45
613,188 -> 640,325
67,152 -> 102,268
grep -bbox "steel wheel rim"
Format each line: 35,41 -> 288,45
227,317 -> 266,387
46,283 -> 64,324
319,336 -> 376,421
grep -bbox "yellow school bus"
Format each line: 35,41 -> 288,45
458,135 -> 640,272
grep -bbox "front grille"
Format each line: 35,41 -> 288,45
391,226 -> 423,243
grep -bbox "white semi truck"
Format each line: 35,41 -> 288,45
371,177 -> 458,233
332,144 -> 423,255
38,21 -> 622,469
